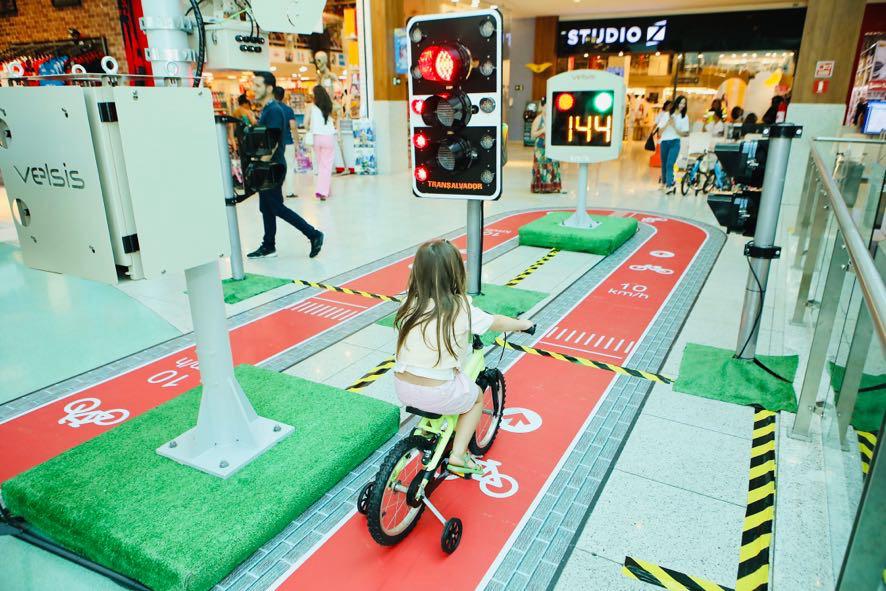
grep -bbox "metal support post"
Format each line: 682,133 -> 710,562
157,260 -> 293,477
792,195 -> 831,324
467,200 -> 484,295
835,305 -> 874,450
792,162 -> 817,269
792,234 -> 849,439
735,125 -> 801,359
215,117 -> 244,280
562,162 -> 600,229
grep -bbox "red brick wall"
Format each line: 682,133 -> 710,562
0,0 -> 127,71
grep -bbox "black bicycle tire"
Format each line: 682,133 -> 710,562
702,172 -> 715,194
469,369 -> 506,455
680,173 -> 691,196
366,435 -> 433,546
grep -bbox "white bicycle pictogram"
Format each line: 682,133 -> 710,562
444,457 -> 519,499
476,458 -> 519,498
640,216 -> 667,224
629,264 -> 673,275
58,398 -> 129,428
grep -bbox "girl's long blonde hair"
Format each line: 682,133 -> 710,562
395,239 -> 469,364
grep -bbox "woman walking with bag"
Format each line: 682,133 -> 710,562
306,85 -> 337,201
654,95 -> 689,194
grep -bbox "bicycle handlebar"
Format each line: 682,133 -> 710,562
522,324 -> 537,336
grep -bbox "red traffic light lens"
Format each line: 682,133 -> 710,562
413,132 -> 429,150
556,92 -> 575,112
418,44 -> 469,83
415,166 -> 429,182
411,99 -> 425,115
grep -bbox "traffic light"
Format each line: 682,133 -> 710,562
407,9 -> 503,200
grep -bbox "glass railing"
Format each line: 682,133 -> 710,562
790,137 -> 885,590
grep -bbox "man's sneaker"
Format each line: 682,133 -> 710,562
309,232 -> 324,258
247,246 -> 277,259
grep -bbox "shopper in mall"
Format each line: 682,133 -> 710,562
247,71 -> 324,259
529,97 -> 562,193
704,108 -> 725,137
233,94 -> 256,126
305,84 -> 337,201
273,86 -> 300,200
654,95 -> 689,194
762,95 -> 785,124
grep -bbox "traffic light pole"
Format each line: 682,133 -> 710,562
466,200 -> 484,295
735,124 -> 801,359
563,162 -> 600,229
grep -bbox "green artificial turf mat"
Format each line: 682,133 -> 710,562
518,212 -> 638,255
828,362 -> 886,432
1,365 -> 399,591
221,273 -> 292,304
673,343 -> 799,412
377,283 -> 548,345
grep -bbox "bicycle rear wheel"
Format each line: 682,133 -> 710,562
470,369 -> 506,455
367,435 -> 433,546
680,173 -> 692,196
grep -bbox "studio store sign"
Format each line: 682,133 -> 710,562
557,8 -> 806,55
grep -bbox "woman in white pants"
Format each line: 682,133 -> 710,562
306,85 -> 337,201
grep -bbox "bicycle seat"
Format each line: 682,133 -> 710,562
406,406 -> 442,419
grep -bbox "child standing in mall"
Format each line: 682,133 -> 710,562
393,239 -> 533,474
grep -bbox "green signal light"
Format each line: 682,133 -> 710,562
594,92 -> 613,113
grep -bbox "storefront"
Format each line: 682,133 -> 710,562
204,3 -> 374,174
556,8 -> 806,136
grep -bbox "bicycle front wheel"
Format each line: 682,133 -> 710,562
367,435 -> 432,546
470,369 -> 506,455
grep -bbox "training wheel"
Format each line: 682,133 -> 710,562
357,481 -> 373,515
441,517 -> 463,554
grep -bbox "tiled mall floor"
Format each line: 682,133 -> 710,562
1,142 -> 846,590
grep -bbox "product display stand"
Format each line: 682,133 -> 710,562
562,162 -> 601,229
157,260 -> 293,478
735,124 -> 802,359
466,200 -> 484,295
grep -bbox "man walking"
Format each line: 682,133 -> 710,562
273,86 -> 299,199
248,71 -> 323,259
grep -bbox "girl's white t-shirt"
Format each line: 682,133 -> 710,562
656,111 -> 689,141
394,296 -> 495,381
310,105 -> 336,136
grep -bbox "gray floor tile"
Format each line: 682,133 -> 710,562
641,382 -> 755,439
575,470 -> 742,587
615,413 -> 750,506
554,550 -> 647,591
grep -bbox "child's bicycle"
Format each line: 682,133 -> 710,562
357,324 -> 536,554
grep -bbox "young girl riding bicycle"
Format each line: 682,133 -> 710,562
393,239 -> 532,475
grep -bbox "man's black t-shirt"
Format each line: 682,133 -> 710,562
258,99 -> 287,165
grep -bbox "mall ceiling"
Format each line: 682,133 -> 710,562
503,0 -> 805,18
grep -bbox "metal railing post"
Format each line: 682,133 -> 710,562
792,189 -> 830,324
792,233 -> 849,439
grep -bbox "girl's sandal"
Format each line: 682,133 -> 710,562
447,454 -> 483,476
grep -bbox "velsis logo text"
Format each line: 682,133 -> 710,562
14,162 -> 85,190
565,19 -> 667,48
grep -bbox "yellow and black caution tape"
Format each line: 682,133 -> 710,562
857,431 -> 877,476
506,248 -> 560,287
622,556 -> 734,591
346,357 -> 395,393
294,279 -> 402,303
493,338 -> 674,385
736,407 -> 777,591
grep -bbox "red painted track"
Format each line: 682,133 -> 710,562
272,213 -> 709,590
0,211 -> 544,483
